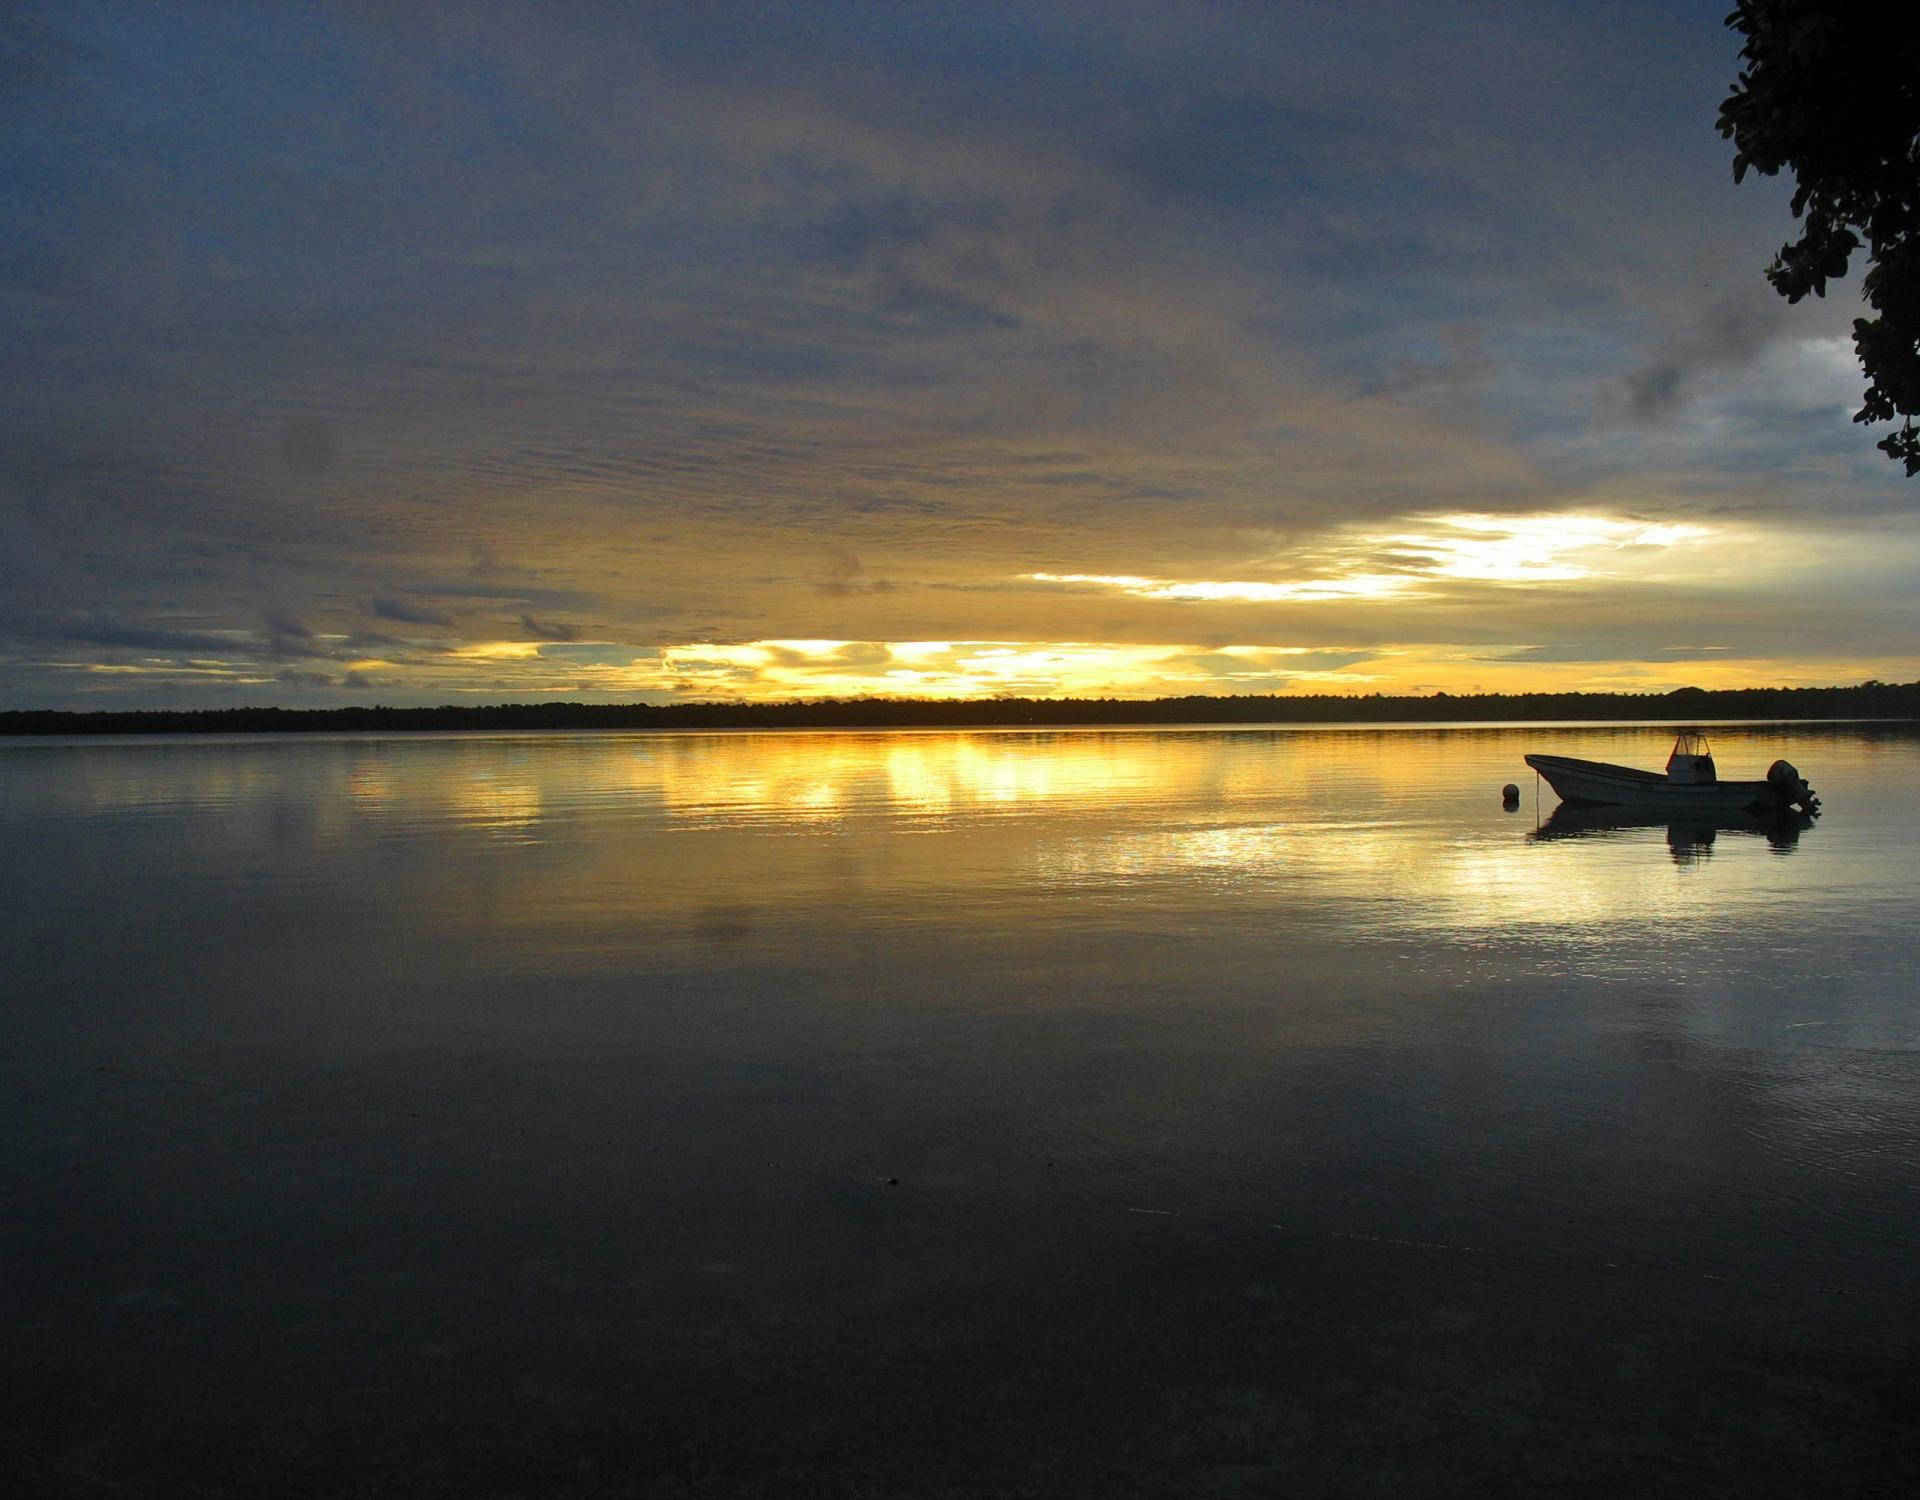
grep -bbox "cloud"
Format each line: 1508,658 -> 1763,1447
1612,296 -> 1785,422
278,416 -> 338,476
1025,514 -> 1717,611
266,608 -> 313,640
832,641 -> 893,669
1030,571 -> 1412,604
373,596 -> 454,626
816,548 -> 886,597
1359,325 -> 1493,403
1487,643 -> 1733,665
520,613 -> 578,642
56,617 -> 250,654
265,608 -> 320,658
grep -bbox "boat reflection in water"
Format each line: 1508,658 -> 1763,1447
1530,801 -> 1815,864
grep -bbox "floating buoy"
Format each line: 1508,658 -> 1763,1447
1501,783 -> 1520,806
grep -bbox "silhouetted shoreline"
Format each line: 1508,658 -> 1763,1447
4,681 -> 1918,735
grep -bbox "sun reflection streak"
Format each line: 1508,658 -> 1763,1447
640,732 -> 1173,820
447,768 -> 544,840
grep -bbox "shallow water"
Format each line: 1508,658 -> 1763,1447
3,723 -> 1917,1495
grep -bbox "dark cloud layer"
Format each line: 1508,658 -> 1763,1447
1614,295 -> 1787,421
520,614 -> 578,643
372,596 -> 454,627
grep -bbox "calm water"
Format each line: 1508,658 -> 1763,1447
4,723 -> 1918,1496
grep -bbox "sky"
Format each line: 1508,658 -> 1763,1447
3,0 -> 1916,709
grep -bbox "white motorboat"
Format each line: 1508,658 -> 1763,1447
1523,731 -> 1819,815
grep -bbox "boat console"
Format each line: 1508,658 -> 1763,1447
1665,730 -> 1716,784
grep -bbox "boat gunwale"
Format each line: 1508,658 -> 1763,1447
1523,753 -> 1672,786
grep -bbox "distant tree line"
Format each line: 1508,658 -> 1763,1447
4,681 -> 1919,735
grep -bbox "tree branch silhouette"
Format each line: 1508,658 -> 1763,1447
1718,1 -> 1920,473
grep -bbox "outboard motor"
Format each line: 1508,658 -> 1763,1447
1766,759 -> 1819,814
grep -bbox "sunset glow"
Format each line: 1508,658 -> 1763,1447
3,4 -> 1916,711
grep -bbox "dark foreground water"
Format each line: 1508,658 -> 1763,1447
3,723 -> 1918,1497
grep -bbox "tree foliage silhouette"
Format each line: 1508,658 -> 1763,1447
1717,1 -> 1920,473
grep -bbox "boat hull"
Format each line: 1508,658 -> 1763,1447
1522,753 -> 1785,813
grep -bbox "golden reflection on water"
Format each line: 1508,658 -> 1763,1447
639,731 -> 1183,819
608,730 -> 1829,939
446,769 -> 545,840
14,726 -> 1864,942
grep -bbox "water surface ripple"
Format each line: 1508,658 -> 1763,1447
3,723 -> 1917,1495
